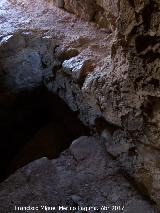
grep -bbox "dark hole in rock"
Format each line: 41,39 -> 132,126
140,52 -> 160,62
141,0 -> 155,31
0,85 -> 89,182
148,78 -> 159,88
135,35 -> 159,53
128,0 -> 135,7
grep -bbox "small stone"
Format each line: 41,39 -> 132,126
71,195 -> 82,203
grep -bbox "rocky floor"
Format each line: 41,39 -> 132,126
0,0 -> 159,212
0,137 -> 156,213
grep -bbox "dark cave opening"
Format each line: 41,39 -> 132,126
0,86 -> 89,182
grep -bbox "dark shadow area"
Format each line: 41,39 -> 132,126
0,86 -> 89,182
95,116 -> 120,135
135,35 -> 159,53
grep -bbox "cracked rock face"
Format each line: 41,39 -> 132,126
0,0 -> 160,211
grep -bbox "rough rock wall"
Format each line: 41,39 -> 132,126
0,0 -> 160,210
53,0 -> 118,32
52,0 -> 160,208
